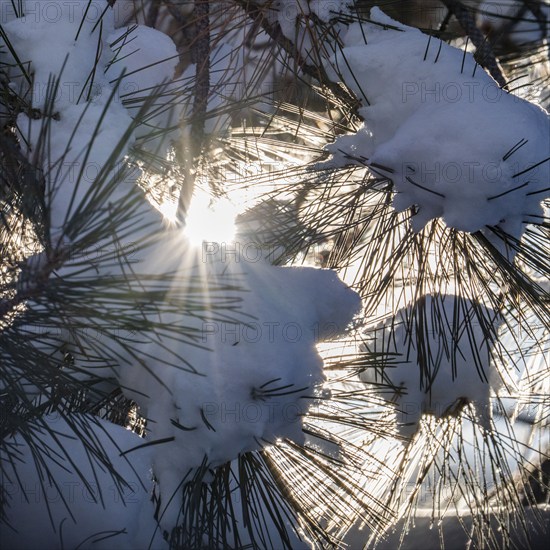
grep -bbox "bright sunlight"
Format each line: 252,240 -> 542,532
183,192 -> 237,245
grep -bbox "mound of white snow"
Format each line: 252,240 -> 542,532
116,240 -> 362,529
359,294 -> 501,436
1,414 -> 165,549
321,8 -> 550,238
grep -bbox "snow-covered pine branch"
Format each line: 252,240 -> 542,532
1,1 -> 548,548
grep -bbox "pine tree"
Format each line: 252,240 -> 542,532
1,1 -> 548,549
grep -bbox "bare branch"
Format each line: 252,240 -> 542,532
234,0 -> 362,118
440,0 -> 507,87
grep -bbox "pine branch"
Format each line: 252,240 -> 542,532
234,0 -> 363,118
175,0 -> 212,220
189,0 -> 211,155
440,0 -> 507,87
522,0 -> 548,36
0,246 -> 67,322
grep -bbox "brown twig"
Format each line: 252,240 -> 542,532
440,0 -> 507,87
176,0 -> 211,220
146,0 -> 162,27
189,0 -> 211,158
522,0 -> 548,36
234,0 -> 362,119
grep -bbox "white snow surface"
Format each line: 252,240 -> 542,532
360,294 -> 502,436
107,23 -> 182,153
321,8 -> 550,237
1,414 -> 166,550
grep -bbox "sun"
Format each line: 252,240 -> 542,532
183,192 -> 237,246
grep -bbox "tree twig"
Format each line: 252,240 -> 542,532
234,0 -> 362,119
176,0 -> 211,220
440,0 -> 507,87
189,0 -> 210,158
146,0 -> 161,27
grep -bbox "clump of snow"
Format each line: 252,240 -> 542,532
116,242 -> 362,528
359,294 -> 502,437
320,8 -> 550,237
2,1 -> 116,112
1,414 -> 166,549
2,0 -> 186,231
18,98 -> 135,230
107,24 -> 183,156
